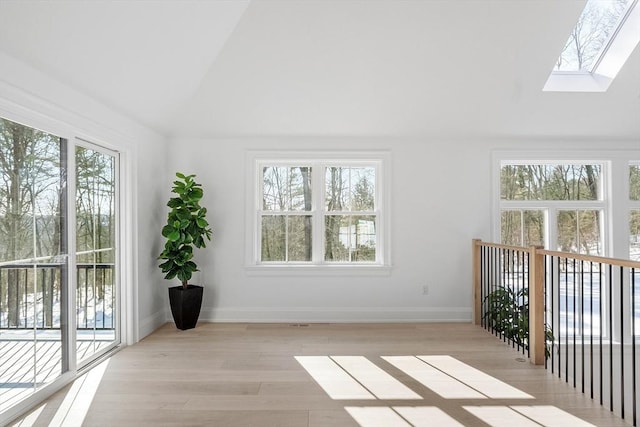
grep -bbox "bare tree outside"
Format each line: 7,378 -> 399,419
556,0 -> 632,71
325,167 -> 376,262
261,166 -> 312,262
0,118 -> 62,327
259,164 -> 377,263
501,164 -> 602,254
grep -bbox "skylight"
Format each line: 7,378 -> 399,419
544,0 -> 640,92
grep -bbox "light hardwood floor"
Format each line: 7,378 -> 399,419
10,323 -> 631,426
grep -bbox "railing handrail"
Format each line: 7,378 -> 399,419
0,263 -> 114,269
472,240 -> 531,252
473,239 -> 640,268
538,248 -> 640,269
0,248 -> 114,268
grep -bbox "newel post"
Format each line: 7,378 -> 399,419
473,239 -> 482,325
528,245 -> 545,365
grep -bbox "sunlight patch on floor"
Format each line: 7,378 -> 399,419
294,356 -> 375,400
382,356 -> 486,399
48,358 -> 110,427
463,405 -> 542,426
298,355 -> 597,426
393,406 -> 466,427
345,407 -> 412,426
509,405 -> 597,427
331,356 -> 422,400
417,355 -> 534,399
9,403 -> 46,427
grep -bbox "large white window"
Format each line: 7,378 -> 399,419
247,152 -> 390,271
495,153 -> 640,261
499,161 -> 605,255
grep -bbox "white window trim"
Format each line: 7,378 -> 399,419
544,0 -> 640,92
245,150 -> 392,276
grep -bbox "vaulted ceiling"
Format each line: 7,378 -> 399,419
0,0 -> 638,139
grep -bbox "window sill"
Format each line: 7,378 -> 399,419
244,264 -> 393,277
543,72 -> 613,92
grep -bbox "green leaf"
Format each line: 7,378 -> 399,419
167,230 -> 180,242
159,260 -> 174,272
161,225 -> 174,237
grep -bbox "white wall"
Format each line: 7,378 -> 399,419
169,137 -> 488,323
169,137 -> 640,323
0,52 -> 169,342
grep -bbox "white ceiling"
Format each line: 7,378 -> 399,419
0,0 -> 638,140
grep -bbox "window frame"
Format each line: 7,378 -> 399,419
245,151 -> 391,276
492,153 -> 611,255
493,150 -> 640,257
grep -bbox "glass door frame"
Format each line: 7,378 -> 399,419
69,138 -> 121,371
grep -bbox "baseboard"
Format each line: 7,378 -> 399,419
138,308 -> 167,339
197,306 -> 472,323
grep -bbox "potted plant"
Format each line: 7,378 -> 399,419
158,172 -> 212,330
483,285 -> 554,359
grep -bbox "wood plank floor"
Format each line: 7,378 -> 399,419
10,323 -> 632,426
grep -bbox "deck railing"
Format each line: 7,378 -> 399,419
473,239 -> 640,425
0,263 -> 115,330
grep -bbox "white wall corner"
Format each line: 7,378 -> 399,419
139,307 -> 169,339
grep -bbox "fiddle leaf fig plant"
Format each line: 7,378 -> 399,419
158,172 -> 212,289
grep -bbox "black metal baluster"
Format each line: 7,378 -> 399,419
600,262 -> 604,406
620,266 -> 625,420
503,248 -> 510,346
486,246 -> 491,334
610,264 -> 614,412
481,246 -> 486,329
545,255 -> 549,369
581,259 -> 585,394
495,247 -> 502,341
590,261 -> 594,399
524,250 -> 529,357
23,268 -> 28,327
485,246 -> 489,331
101,266 -> 105,328
511,249 -> 516,350
631,267 -> 636,427
85,266 -> 89,329
551,255 -> 557,375
573,258 -> 577,389
487,246 -> 492,333
565,257 -> 569,383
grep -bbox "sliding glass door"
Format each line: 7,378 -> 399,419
0,118 -> 120,419
75,142 -> 119,366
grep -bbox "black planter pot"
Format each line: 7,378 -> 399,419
168,285 -> 203,330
